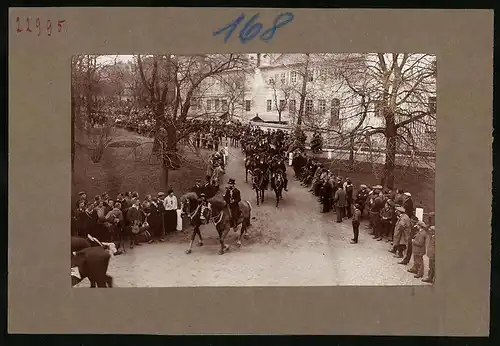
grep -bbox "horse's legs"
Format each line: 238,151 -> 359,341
105,275 -> 113,288
218,226 -> 231,255
90,280 -> 97,288
196,227 -> 203,246
185,226 -> 198,254
255,189 -> 259,206
236,219 -> 248,246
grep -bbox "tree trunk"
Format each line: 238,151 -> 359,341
383,115 -> 397,189
166,123 -> 180,169
348,134 -> 355,170
152,119 -> 162,154
161,163 -> 170,191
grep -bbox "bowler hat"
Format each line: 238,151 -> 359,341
404,192 -> 412,197
200,193 -> 206,197
228,178 -> 235,184
396,206 -> 405,213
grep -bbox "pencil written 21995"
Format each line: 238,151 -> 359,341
15,16 -> 66,36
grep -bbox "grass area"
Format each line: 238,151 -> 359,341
73,128 -> 210,202
315,157 -> 435,213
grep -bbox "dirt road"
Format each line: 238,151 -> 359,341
76,143 -> 428,287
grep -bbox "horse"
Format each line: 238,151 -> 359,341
244,156 -> 256,183
71,235 -> 114,288
271,169 -> 285,207
206,197 -> 252,255
252,167 -> 269,206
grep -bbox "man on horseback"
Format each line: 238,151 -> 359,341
223,178 -> 241,232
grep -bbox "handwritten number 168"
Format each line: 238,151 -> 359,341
213,12 -> 295,44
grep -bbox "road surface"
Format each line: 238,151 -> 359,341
76,143 -> 428,287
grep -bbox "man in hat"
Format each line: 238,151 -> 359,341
351,203 -> 362,244
344,179 -> 354,218
390,206 -> 411,258
370,185 -> 385,239
202,175 -> 213,198
191,179 -> 203,198
398,216 -> 420,265
333,183 -> 347,222
403,192 -> 414,218
408,221 -> 428,278
223,178 -> 241,231
355,184 -> 369,218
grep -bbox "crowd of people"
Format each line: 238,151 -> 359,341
73,117 -> 435,284
291,151 -> 435,284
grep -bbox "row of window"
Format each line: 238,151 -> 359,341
268,69 -> 327,85
191,98 -> 229,112
249,98 -> 341,117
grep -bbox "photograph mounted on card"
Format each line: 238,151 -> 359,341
8,7 -> 492,336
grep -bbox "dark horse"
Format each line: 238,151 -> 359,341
71,236 -> 113,288
271,168 -> 285,207
244,156 -> 256,183
206,197 -> 252,254
181,193 -> 252,255
252,167 -> 269,206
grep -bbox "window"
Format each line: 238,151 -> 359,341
245,100 -> 251,112
222,100 -> 228,112
330,98 -> 340,126
214,99 -> 220,110
319,99 -> 326,115
279,99 -> 286,111
306,99 -> 313,114
267,100 -> 272,111
280,72 -> 286,83
206,99 -> 212,111
268,77 -> 274,84
428,96 -> 437,114
291,71 -> 297,83
289,99 -> 296,113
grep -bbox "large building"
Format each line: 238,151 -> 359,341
189,53 -> 437,151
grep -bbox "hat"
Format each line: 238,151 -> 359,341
417,221 -> 427,228
196,179 -> 201,183
396,206 -> 405,213
167,188 -> 174,194
360,184 -> 367,188
404,192 -> 412,197
157,192 -> 165,197
200,193 -> 206,197
228,178 -> 235,185
374,185 -> 383,190
78,191 -> 86,196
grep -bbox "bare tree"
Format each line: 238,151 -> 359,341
268,73 -> 293,123
338,53 -> 437,188
135,54 -> 249,189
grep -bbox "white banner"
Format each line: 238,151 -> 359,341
176,209 -> 183,231
415,208 -> 424,222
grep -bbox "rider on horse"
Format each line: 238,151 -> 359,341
223,178 -> 241,232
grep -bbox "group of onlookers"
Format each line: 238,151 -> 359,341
72,189 -> 181,254
294,154 -> 435,284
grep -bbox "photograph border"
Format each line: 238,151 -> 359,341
8,8 -> 493,335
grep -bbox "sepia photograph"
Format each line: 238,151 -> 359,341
70,52 -> 437,288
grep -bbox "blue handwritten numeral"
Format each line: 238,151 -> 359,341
238,13 -> 263,44
213,12 -> 295,44
260,12 -> 294,43
213,13 -> 246,43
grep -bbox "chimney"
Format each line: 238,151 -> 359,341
257,53 -> 261,67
